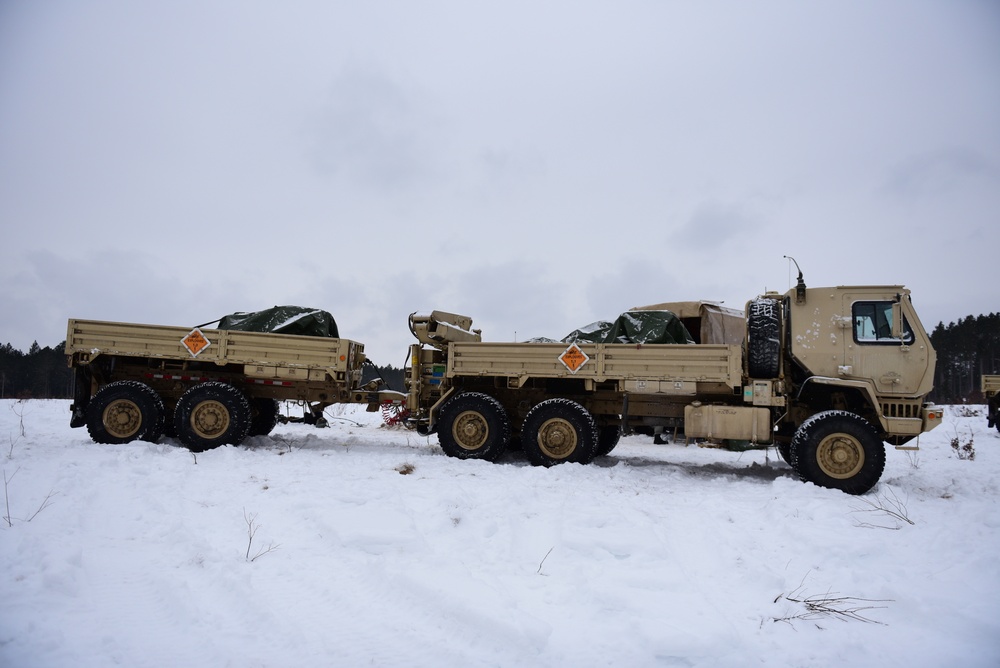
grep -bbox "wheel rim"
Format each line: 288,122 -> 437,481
102,399 -> 142,439
453,410 -> 489,450
816,433 -> 864,479
189,400 -> 231,439
536,417 -> 577,459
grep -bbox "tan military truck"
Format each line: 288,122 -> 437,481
402,277 -> 943,494
983,375 -> 1000,434
66,316 -> 368,451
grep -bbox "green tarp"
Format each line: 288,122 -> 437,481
218,306 -> 339,338
562,310 -> 694,345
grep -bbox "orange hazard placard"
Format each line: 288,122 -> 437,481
559,343 -> 589,374
181,328 -> 211,357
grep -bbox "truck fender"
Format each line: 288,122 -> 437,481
422,386 -> 456,435
795,376 -> 886,432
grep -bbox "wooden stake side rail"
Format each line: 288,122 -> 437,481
66,319 -> 361,373
447,341 -> 742,386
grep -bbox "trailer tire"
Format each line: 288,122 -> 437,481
249,398 -> 281,436
790,411 -> 885,495
522,398 -> 599,466
747,298 -> 781,378
437,392 -> 511,462
86,381 -> 165,444
595,424 -> 622,457
174,382 -> 252,452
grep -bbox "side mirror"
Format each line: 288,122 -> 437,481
891,301 -> 903,340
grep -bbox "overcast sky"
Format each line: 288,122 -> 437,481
1,0 -> 997,364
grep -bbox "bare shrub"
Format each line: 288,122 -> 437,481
243,508 -> 280,562
950,427 -> 976,461
3,467 -> 56,527
852,486 -> 914,530
7,400 -> 27,459
768,574 -> 891,627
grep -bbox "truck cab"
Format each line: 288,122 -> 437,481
779,285 -> 939,445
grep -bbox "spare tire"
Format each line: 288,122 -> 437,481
747,298 -> 781,378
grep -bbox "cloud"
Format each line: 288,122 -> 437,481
881,147 -> 996,198
669,201 -> 768,250
1,1 -> 998,360
305,66 -> 441,189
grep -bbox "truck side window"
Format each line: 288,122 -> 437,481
852,302 -> 914,345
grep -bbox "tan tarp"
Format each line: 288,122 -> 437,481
630,300 -> 745,345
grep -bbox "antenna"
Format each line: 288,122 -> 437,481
783,255 -> 807,304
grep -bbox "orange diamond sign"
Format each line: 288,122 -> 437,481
559,343 -> 589,374
181,328 -> 211,357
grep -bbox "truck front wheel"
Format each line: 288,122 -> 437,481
86,381 -> 165,444
522,399 -> 599,466
437,392 -> 511,462
174,382 -> 252,452
790,411 -> 885,495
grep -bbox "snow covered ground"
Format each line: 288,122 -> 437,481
1,399 -> 998,667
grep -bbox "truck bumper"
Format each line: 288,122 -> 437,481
922,404 -> 944,432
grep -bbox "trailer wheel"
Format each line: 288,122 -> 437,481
747,298 -> 781,378
174,382 -> 252,452
249,398 -> 281,436
522,398 -> 599,466
595,424 -> 622,457
790,411 -> 885,495
437,392 -> 511,462
86,381 -> 165,444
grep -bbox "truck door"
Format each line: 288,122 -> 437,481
844,296 -> 920,395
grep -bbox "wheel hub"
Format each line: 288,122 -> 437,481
103,400 -> 142,439
537,418 -> 577,459
191,400 -> 230,438
453,411 -> 488,450
817,434 -> 864,479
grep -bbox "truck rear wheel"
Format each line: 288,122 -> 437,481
437,392 -> 511,462
174,382 -> 252,452
249,398 -> 281,436
86,381 -> 165,444
522,398 -> 599,466
595,424 -> 622,457
747,298 -> 781,378
790,411 -> 885,495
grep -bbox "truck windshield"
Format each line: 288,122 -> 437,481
852,301 -> 914,344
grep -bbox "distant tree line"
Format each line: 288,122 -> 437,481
361,363 -> 406,392
2,313 -> 997,402
929,312 -> 1000,403
0,342 -> 73,399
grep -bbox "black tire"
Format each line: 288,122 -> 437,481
522,398 -> 599,466
776,441 -> 792,464
162,405 -> 176,438
790,410 -> 885,495
989,395 -> 1000,434
86,381 -> 165,444
249,398 -> 281,436
173,382 -> 252,452
747,298 -> 781,378
437,392 -> 511,462
595,424 -> 622,457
